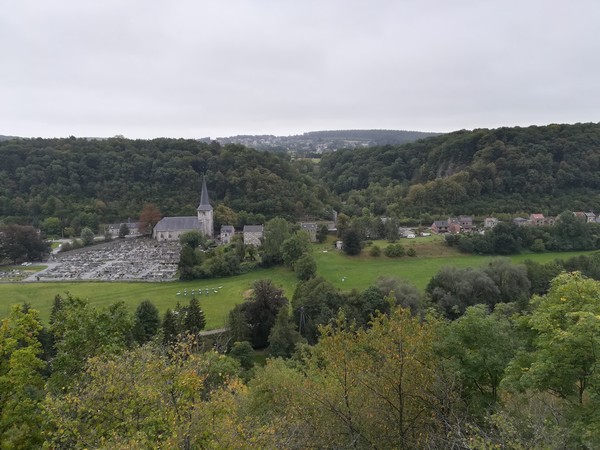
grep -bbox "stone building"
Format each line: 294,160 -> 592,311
243,225 -> 264,247
220,225 -> 235,244
300,222 -> 318,242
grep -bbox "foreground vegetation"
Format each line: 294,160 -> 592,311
3,270 -> 600,448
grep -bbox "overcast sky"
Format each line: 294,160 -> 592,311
1,0 -> 599,139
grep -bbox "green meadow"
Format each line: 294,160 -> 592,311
0,238 -> 594,328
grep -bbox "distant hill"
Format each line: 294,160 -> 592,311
215,129 -> 441,154
0,135 -> 17,142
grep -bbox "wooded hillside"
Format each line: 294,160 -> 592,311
0,138 -> 333,229
3,123 -> 600,229
319,122 -> 600,218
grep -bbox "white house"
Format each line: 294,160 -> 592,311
107,219 -> 140,237
220,225 -> 235,244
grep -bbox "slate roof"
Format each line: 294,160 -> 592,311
108,220 -> 139,230
301,222 -> 318,230
221,225 -> 235,233
243,225 -> 264,233
154,217 -> 202,232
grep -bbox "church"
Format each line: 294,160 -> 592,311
152,177 -> 214,242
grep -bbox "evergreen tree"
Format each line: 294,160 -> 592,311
268,305 -> 303,358
118,223 -> 130,238
49,294 -> 64,326
316,224 -> 329,243
132,300 -> 161,344
342,227 -> 362,256
162,309 -> 179,345
184,297 -> 206,334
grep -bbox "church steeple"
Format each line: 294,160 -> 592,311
197,176 -> 213,238
197,176 -> 212,212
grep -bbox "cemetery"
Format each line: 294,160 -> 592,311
37,238 -> 180,282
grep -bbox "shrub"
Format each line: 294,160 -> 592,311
370,245 -> 382,257
384,243 -> 405,257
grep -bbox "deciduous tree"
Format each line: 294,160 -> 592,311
0,305 -> 46,448
80,227 -> 95,246
138,203 -> 162,235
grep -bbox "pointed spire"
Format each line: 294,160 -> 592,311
197,175 -> 212,211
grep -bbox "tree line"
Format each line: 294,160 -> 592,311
445,210 -> 600,255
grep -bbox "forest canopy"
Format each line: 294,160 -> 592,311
0,138 -> 333,230
3,122 -> 600,230
318,122 -> 600,218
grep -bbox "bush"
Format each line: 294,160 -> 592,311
59,239 -> 83,253
239,261 -> 259,273
370,245 -> 381,257
530,238 -> 546,253
444,234 -> 461,247
384,243 -> 405,257
229,341 -> 255,370
406,247 -> 417,257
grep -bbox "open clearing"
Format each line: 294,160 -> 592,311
0,237 -> 594,328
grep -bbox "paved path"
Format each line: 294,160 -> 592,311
21,262 -> 61,282
198,328 -> 227,336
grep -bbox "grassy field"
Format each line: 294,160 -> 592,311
0,267 -> 298,329
314,240 -> 594,291
0,237 -> 595,328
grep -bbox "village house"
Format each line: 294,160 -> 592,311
153,177 -> 214,242
529,213 -> 545,226
484,217 -> 499,228
574,211 -> 596,223
398,227 -> 413,238
431,220 -> 448,234
243,225 -> 264,247
458,215 -> 473,232
431,218 -> 461,234
300,222 -> 318,242
220,225 -> 235,244
512,217 -> 529,226
107,219 -> 140,237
